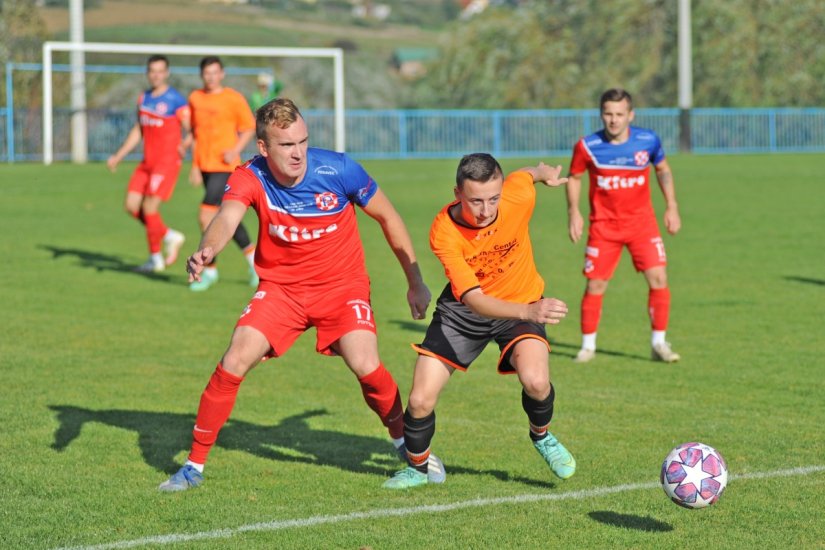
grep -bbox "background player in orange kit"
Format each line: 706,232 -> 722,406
186,56 -> 257,291
566,88 -> 682,363
159,98 -> 444,491
383,153 -> 576,489
107,55 -> 188,273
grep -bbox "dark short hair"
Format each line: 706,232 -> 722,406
146,55 -> 169,69
199,56 -> 223,72
256,97 -> 303,143
455,153 -> 502,188
600,88 -> 633,111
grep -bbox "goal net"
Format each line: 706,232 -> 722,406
41,41 -> 345,164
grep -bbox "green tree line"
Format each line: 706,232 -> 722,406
408,0 -> 825,108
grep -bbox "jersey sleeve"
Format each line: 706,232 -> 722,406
223,166 -> 258,208
171,90 -> 190,121
651,133 -> 666,165
234,92 -> 256,132
569,139 -> 589,175
342,154 -> 378,207
429,213 -> 480,300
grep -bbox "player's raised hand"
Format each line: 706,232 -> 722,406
525,297 -> 568,325
186,247 -> 215,282
568,209 -> 584,243
189,166 -> 203,186
407,282 -> 432,320
535,162 -> 569,187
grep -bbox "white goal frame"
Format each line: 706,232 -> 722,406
41,41 -> 345,164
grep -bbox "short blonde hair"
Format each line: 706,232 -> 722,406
256,98 -> 303,142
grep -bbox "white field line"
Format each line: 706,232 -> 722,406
55,465 -> 825,550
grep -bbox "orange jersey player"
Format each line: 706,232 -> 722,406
158,98 -> 445,492
383,153 -> 577,490
185,55 -> 258,291
107,55 -> 188,273
566,88 -> 682,364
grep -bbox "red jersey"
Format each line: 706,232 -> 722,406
223,149 -> 378,285
569,126 -> 666,222
138,87 -> 188,167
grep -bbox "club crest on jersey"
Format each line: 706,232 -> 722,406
315,192 -> 339,211
634,150 -> 650,166
156,101 -> 169,115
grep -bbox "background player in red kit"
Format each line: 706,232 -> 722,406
566,88 -> 682,363
159,98 -> 444,491
107,55 -> 188,273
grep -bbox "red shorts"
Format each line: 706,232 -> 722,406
583,219 -> 667,280
236,276 -> 375,358
127,160 -> 182,201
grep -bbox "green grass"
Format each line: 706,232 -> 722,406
1,154 -> 824,548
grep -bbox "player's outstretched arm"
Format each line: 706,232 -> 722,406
518,162 -> 569,187
107,123 -> 142,172
186,200 -> 247,282
463,289 -> 568,324
361,188 -> 432,320
654,159 -> 681,235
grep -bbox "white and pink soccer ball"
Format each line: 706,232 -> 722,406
661,442 -> 728,509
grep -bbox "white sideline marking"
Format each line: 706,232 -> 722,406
56,465 -> 825,550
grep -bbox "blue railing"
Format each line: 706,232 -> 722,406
2,107 -> 825,162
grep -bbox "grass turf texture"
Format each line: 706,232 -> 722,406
1,154 -> 823,548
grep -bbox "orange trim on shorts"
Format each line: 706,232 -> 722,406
496,334 -> 551,375
410,344 -> 467,372
199,204 -> 220,212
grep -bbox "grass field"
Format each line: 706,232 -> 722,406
1,154 -> 824,549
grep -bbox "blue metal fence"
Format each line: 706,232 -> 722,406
3,107 -> 825,162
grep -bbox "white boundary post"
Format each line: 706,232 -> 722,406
42,41 -> 345,164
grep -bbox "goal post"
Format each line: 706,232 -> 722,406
41,41 -> 345,164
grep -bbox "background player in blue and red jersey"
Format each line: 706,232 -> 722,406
107,55 -> 188,273
159,98 -> 444,491
566,88 -> 682,363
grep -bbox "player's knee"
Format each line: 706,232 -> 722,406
586,279 -> 608,294
407,390 -> 436,418
520,374 -> 550,401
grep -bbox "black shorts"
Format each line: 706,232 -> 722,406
413,284 -> 549,374
201,172 -> 231,206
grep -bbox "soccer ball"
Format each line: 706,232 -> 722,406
660,442 -> 728,509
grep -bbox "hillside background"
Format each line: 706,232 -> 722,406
2,0 -> 825,110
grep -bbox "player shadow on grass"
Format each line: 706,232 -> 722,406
549,340 -> 650,362
48,405 -> 556,488
49,406 -> 402,476
38,244 -> 173,282
783,275 -> 825,287
588,511 -> 673,532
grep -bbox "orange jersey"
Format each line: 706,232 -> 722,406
430,171 -> 544,303
189,87 -> 255,172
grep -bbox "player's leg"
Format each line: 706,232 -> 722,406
630,231 -> 680,362
383,354 -> 453,489
159,325 -> 270,492
509,338 -> 575,479
149,163 -> 186,267
576,228 -> 622,362
191,173 -> 224,291
138,193 -> 167,272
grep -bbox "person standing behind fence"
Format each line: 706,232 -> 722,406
566,88 -> 682,364
248,72 -> 283,113
186,55 -> 258,291
107,54 -> 188,273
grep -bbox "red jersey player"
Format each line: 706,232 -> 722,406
107,55 -> 189,273
159,98 -> 445,491
566,88 -> 682,363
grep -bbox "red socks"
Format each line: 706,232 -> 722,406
358,364 -> 404,439
143,212 -> 168,255
581,292 -> 604,335
188,364 -> 244,465
648,287 -> 671,331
